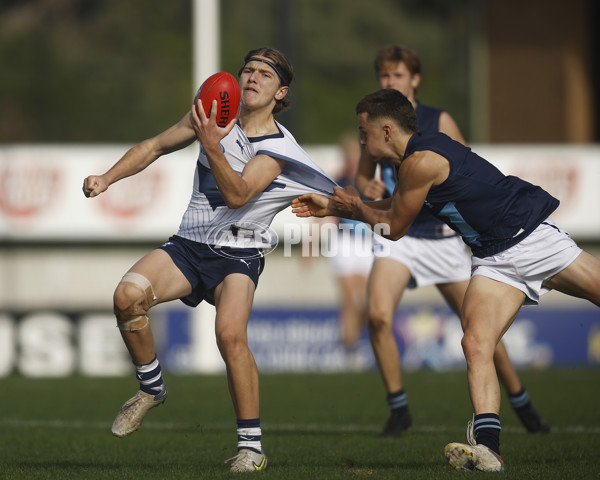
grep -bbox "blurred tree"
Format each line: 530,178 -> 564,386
221,0 -> 471,143
0,0 -> 191,142
0,0 -> 471,144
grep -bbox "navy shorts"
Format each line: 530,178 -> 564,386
158,235 -> 265,307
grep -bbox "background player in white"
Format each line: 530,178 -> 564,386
82,47 -> 336,472
356,45 -> 548,437
325,133 -> 373,354
292,88 -> 600,472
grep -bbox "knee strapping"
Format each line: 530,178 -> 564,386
116,272 -> 157,331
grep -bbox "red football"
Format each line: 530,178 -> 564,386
193,72 -> 241,127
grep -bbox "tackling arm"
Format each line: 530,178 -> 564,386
297,151 -> 445,241
381,150 -> 448,240
292,186 -> 392,221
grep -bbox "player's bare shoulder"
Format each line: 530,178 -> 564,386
400,149 -> 449,187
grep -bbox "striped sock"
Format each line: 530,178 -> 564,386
508,388 -> 531,410
237,418 -> 262,454
474,413 -> 501,455
387,390 -> 408,412
135,355 -> 166,396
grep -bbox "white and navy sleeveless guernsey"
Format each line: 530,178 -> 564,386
405,132 -> 560,258
380,103 -> 454,239
177,120 -> 337,248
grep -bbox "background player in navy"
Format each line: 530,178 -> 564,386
83,47 -> 336,472
292,88 -> 600,472
356,45 -> 547,437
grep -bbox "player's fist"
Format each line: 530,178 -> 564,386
362,179 -> 386,200
82,175 -> 108,198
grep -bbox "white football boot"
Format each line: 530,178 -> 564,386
111,386 -> 168,437
225,449 -> 268,472
444,418 -> 505,472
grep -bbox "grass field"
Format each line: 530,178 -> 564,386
1,369 -> 599,479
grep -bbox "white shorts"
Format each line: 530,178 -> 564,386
471,219 -> 582,305
328,231 -> 374,277
373,234 -> 471,288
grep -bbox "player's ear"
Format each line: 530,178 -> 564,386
383,123 -> 393,141
275,86 -> 288,101
411,73 -> 421,90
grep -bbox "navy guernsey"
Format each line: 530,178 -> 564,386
380,103 -> 451,238
404,132 -> 559,258
414,103 -> 442,134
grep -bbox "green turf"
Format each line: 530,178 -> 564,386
0,369 -> 599,479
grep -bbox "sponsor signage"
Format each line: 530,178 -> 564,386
0,306 -> 597,377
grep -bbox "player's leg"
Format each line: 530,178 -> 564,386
543,250 -> 600,306
214,272 -> 258,419
438,280 -> 519,394
329,230 -> 372,351
111,248 -> 193,437
437,280 -> 549,433
214,273 -> 267,472
451,276 -> 522,460
439,280 -> 522,394
114,249 -> 192,362
445,275 -> 522,472
490,342 -> 520,395
493,340 -> 550,433
367,257 -> 412,437
338,273 -> 369,348
462,275 -> 523,415
436,280 -> 468,316
368,257 -> 410,394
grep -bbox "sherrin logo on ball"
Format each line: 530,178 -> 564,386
193,72 -> 241,127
